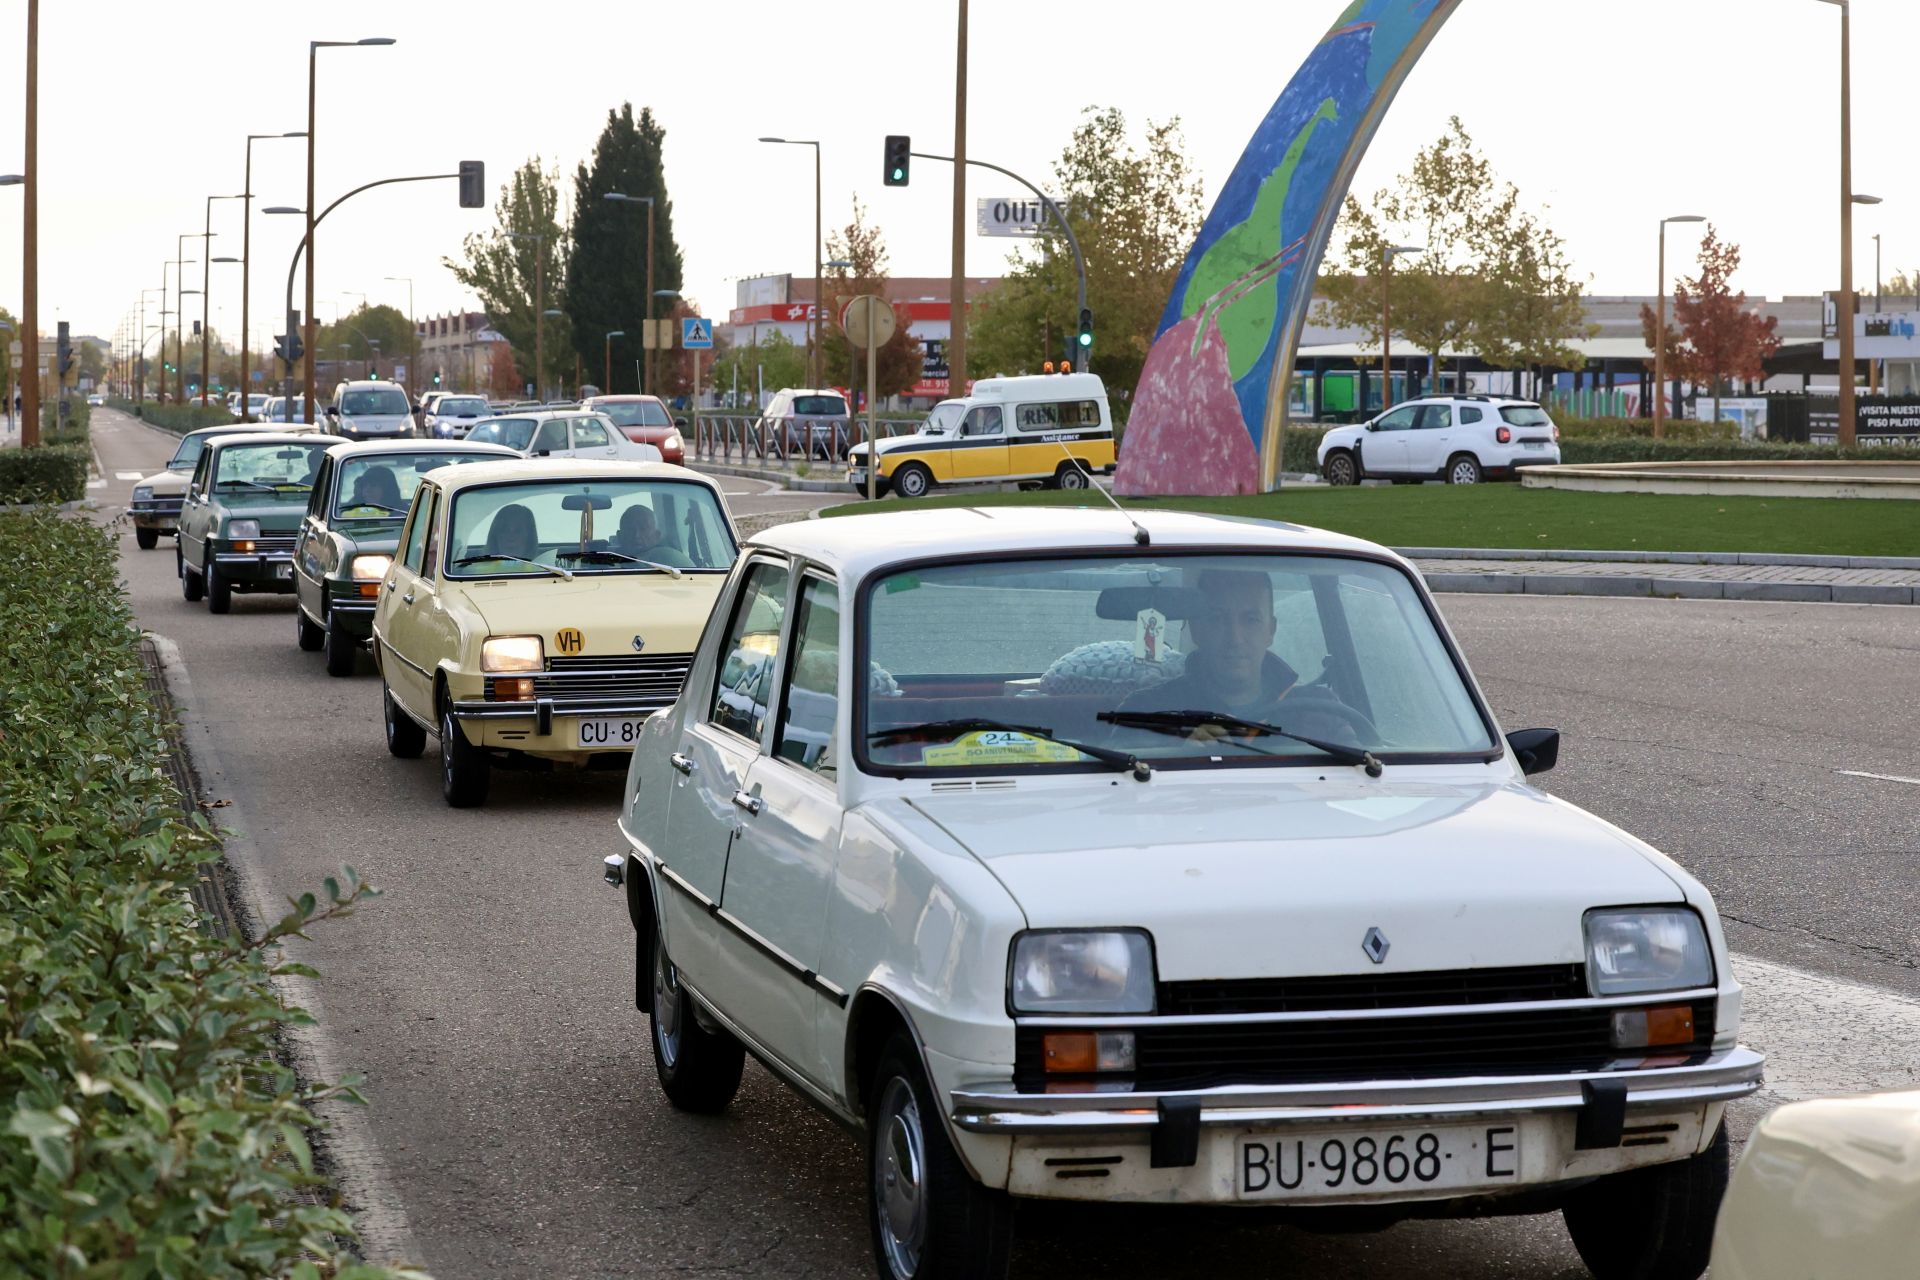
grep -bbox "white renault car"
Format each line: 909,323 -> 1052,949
1318,395 -> 1562,486
604,507 -> 1761,1280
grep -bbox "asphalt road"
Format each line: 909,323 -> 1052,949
87,407 -> 1920,1278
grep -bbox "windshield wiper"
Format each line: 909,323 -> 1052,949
449,554 -> 573,581
1099,708 -> 1384,778
869,717 -> 1149,782
554,549 -> 687,579
216,478 -> 280,492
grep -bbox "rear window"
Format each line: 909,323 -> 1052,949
466,417 -> 537,451
1014,399 -> 1104,433
599,400 -> 672,428
1499,405 -> 1552,428
789,395 -> 847,417
437,397 -> 488,417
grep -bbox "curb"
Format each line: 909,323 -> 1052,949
1422,572 -> 1917,606
1397,546 -> 1920,571
145,633 -> 425,1269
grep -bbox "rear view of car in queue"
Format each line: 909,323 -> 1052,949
462,409 -> 662,461
579,394 -> 686,465
371,459 -> 738,807
292,439 -> 518,676
1317,394 -> 1562,486
176,433 -> 338,615
604,506 -> 1762,1280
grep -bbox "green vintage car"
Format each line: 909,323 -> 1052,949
177,433 -> 339,615
293,439 -> 518,676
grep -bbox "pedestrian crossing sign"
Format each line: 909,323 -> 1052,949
682,317 -> 713,350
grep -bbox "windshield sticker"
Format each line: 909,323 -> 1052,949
1134,607 -> 1168,662
921,731 -> 1083,767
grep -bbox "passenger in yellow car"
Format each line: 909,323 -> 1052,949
614,505 -> 693,567
485,504 -> 539,560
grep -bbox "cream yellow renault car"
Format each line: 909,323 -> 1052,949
371,459 -> 739,807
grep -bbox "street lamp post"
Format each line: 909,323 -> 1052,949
603,192 -> 657,392
604,330 -> 624,393
755,139 -> 821,385
202,194 -> 244,405
1380,245 -> 1423,409
385,275 -> 414,395
241,132 -> 306,419
1654,215 -> 1706,438
14,0 -> 38,445
176,232 -> 209,406
304,36 -> 397,424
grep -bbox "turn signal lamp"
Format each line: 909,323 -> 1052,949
488,676 -> 535,702
1042,1032 -> 1136,1074
232,540 -> 256,553
1611,1004 -> 1695,1050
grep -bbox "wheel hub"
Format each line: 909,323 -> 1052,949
874,1077 -> 927,1277
652,944 -> 682,1066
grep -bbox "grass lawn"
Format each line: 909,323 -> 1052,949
819,484 -> 1920,557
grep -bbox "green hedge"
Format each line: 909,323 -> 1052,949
1553,414 -> 1738,442
39,396 -> 91,437
0,508 -> 423,1278
1559,438 -> 1920,464
133,403 -> 233,434
0,445 -> 90,503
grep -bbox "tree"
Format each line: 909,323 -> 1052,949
710,331 -> 806,410
1638,225 -> 1779,426
820,199 -> 925,399
317,304 -> 414,366
445,158 -> 571,394
563,104 -> 684,396
486,343 -> 520,399
968,108 -> 1204,409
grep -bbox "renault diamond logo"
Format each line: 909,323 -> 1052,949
630,635 -> 647,653
1361,927 -> 1390,965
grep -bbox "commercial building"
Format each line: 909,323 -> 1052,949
416,311 -> 512,394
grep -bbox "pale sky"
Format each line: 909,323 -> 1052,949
0,0 -> 1905,348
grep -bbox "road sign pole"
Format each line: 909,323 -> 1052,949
867,325 -> 878,502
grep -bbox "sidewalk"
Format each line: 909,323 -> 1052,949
1416,556 -> 1920,605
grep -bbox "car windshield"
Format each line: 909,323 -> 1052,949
445,479 -> 737,578
925,402 -> 964,434
791,395 -> 847,416
861,553 -> 1496,774
436,397 -> 487,417
340,388 -> 409,416
336,452 -> 493,521
1499,405 -> 1551,427
465,417 -> 537,450
598,400 -> 672,428
213,442 -> 331,491
168,434 -> 215,469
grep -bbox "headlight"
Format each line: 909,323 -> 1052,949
661,432 -> 683,452
481,634 -> 544,673
1584,908 -> 1713,996
1009,929 -> 1155,1015
133,486 -> 153,502
351,553 -> 393,582
226,519 -> 261,539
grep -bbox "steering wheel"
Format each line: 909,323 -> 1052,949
1282,685 -> 1382,745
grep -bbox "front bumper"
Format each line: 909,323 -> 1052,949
450,697 -> 659,755
949,1047 -> 1762,1205
211,548 -> 296,588
131,500 -> 183,530
324,584 -> 379,636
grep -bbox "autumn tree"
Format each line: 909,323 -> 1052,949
445,158 -> 572,394
1638,225 -> 1778,427
968,108 -> 1204,408
819,199 -> 925,399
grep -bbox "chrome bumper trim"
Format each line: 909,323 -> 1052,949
213,552 -> 295,565
949,1047 -> 1764,1134
450,698 -> 662,722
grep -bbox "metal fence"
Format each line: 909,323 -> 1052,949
689,414 -> 925,473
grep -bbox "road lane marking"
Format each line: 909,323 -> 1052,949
1837,769 -> 1920,786
1732,953 -> 1920,1102
116,470 -> 144,480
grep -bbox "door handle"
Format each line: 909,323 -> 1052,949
670,752 -> 696,776
731,789 -> 762,816
402,592 -> 416,605
384,578 -> 396,590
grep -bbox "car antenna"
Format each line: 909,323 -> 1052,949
1053,435 -> 1148,546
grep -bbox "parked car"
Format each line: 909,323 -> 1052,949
580,394 -> 685,465
463,410 -> 662,461
755,387 -> 851,460
371,458 -> 740,806
130,424 -> 317,549
326,379 -> 416,441
1317,395 -> 1562,486
176,433 -> 337,615
846,372 -> 1114,500
423,394 -> 491,439
604,506 -> 1762,1280
292,439 -> 518,676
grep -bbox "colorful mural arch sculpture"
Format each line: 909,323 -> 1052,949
1115,0 -> 1465,496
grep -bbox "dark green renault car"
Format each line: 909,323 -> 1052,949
292,438 -> 517,675
177,434 -> 338,615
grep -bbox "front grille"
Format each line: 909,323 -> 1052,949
1014,999 -> 1716,1093
488,652 -> 692,710
228,534 -> 297,554
1160,965 -> 1588,1016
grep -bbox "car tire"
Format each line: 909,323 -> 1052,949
295,606 -> 324,652
894,463 -> 934,500
438,698 -> 489,808
1054,461 -> 1091,491
1446,453 -> 1483,485
323,609 -> 356,677
135,526 -> 159,550
180,550 -> 205,603
1562,1126 -> 1728,1280
383,682 -> 426,759
205,563 -> 232,615
1323,450 -> 1359,486
867,1033 -> 1014,1280
647,927 -> 745,1113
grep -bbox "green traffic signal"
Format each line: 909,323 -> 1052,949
1076,306 -> 1094,350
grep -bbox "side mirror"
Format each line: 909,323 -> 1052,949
325,405 -> 339,417
675,416 -> 688,429
1364,420 -> 1377,431
1506,728 -> 1560,776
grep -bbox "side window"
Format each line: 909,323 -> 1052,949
189,452 -> 211,498
306,459 -> 332,519
571,417 -> 610,448
709,560 -> 792,743
531,420 -> 569,454
1419,405 -> 1453,429
1374,407 -> 1418,432
774,575 -> 840,779
1459,406 -> 1484,425
400,484 -> 435,574
963,405 -> 1003,437
421,489 -> 444,577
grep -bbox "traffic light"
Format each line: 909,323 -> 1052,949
432,370 -> 442,387
458,160 -> 485,209
274,331 -> 304,368
883,135 -> 911,187
1076,307 -> 1094,351
56,321 -> 73,379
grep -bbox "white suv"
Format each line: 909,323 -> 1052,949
1317,396 -> 1561,486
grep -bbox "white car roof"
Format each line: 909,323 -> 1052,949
748,507 -> 1402,582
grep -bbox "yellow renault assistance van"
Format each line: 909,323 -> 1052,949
845,371 -> 1115,499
